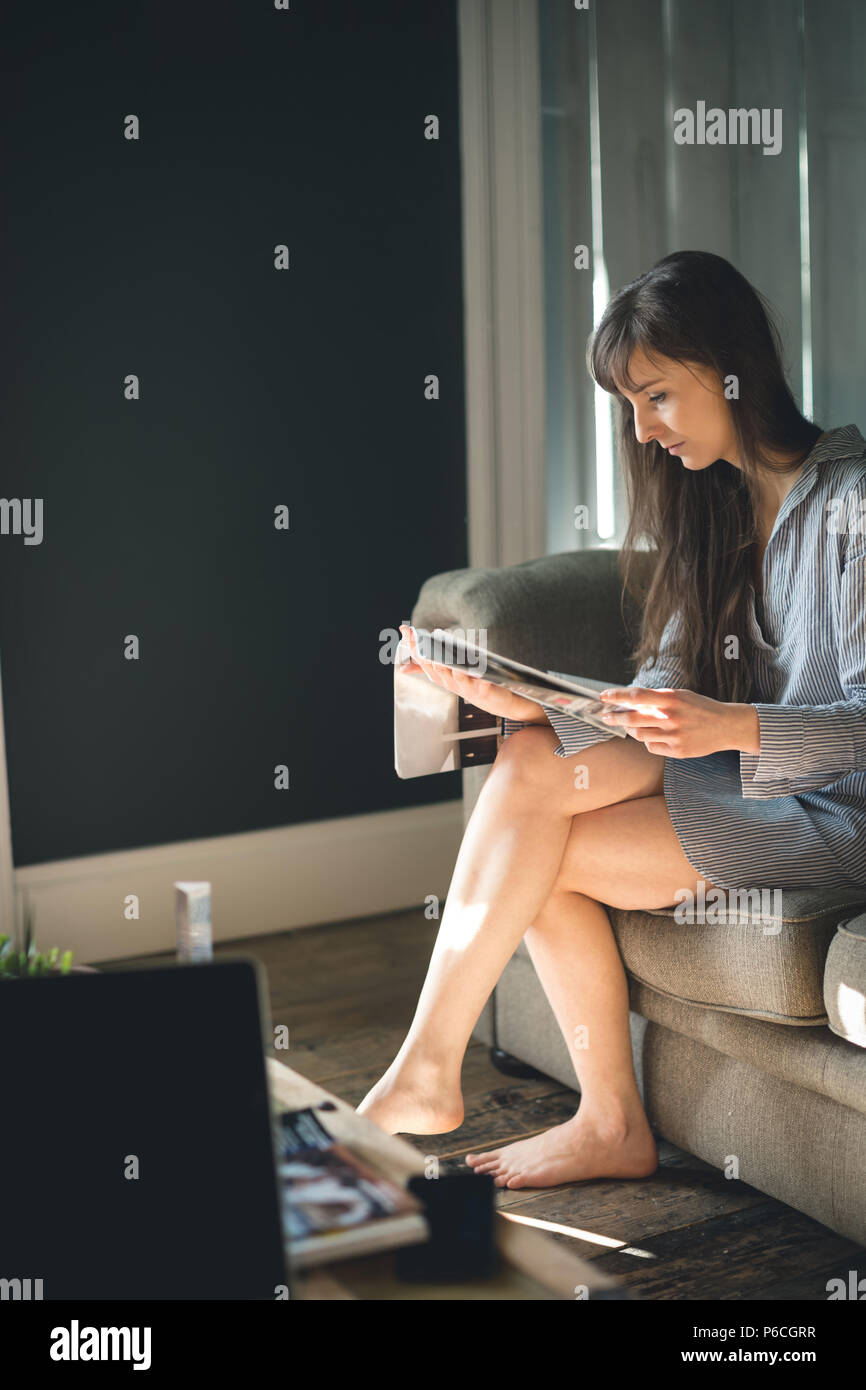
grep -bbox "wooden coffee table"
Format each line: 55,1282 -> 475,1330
267,1057 -> 627,1301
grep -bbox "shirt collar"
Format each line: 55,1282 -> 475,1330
775,423 -> 866,526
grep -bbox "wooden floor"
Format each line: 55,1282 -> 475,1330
108,906 -> 866,1301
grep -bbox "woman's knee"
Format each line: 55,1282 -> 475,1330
494,723 -> 561,782
496,725 -> 665,813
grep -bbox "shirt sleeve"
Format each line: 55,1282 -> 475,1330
631,606 -> 689,691
501,608 -> 689,759
500,707 -> 618,760
739,514 -> 866,798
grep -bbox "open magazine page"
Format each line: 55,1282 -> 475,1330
412,628 -> 630,738
481,669 -> 628,736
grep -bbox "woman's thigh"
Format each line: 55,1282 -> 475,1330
553,794 -> 722,909
498,723 -> 665,814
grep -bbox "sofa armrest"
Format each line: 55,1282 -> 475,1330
825,912 -> 866,1049
410,547 -> 650,686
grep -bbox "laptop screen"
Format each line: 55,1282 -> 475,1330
0,957 -> 290,1300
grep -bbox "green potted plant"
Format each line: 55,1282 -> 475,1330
0,891 -> 95,979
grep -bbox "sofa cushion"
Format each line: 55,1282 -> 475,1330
641,1018 -> 866,1245
825,914 -> 866,1049
596,885 -> 866,1024
629,977 -> 866,1120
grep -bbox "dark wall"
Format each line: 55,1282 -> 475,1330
0,1 -> 467,866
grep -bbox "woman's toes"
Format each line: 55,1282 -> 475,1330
466,1150 -> 499,1168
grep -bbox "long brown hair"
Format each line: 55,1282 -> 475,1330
588,250 -> 822,702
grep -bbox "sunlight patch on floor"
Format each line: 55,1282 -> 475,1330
500,1209 -> 656,1258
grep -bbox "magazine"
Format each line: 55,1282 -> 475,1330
411,626 -> 632,731
277,1107 -> 428,1266
394,625 -> 634,779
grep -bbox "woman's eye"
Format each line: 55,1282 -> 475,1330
649,392 -> 667,404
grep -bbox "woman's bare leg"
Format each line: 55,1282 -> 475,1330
465,792 -> 718,1186
357,726 -> 671,1137
464,886 -> 656,1187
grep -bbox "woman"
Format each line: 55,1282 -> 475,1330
358,250 -> 866,1190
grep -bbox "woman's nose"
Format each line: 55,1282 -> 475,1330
632,406 -> 655,446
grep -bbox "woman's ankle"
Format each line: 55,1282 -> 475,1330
575,1088 -> 650,1138
389,1038 -> 464,1091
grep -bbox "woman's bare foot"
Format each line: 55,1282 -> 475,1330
465,1105 -> 658,1189
356,1062 -> 464,1136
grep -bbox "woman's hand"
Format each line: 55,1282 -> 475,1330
597,687 -> 760,758
399,625 -> 547,724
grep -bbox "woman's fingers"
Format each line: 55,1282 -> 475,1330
399,626 -> 496,703
601,706 -> 670,729
401,626 -> 440,683
401,626 -> 470,694
416,652 -> 462,694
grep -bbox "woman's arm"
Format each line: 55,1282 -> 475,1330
729,704 -> 761,755
501,607 -> 690,758
739,514 -> 866,797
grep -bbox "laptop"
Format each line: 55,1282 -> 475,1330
0,956 -> 292,1300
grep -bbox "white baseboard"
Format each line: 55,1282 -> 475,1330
13,800 -> 464,965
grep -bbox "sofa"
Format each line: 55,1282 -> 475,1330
411,546 -> 866,1245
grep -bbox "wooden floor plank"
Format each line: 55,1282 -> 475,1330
590,1200 -> 862,1301
752,1251 -> 866,1302
487,1167 -> 772,1265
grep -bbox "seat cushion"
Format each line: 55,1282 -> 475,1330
599,885 -> 866,1024
630,977 -> 866,1119
825,914 -> 866,1048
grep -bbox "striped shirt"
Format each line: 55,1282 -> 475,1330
502,423 -> 866,888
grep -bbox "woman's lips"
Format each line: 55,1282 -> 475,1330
667,441 -> 685,453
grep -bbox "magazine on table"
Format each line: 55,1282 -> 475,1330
394,624 -> 634,780
277,1106 -> 428,1266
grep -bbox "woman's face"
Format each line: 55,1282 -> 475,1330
617,348 -> 739,472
